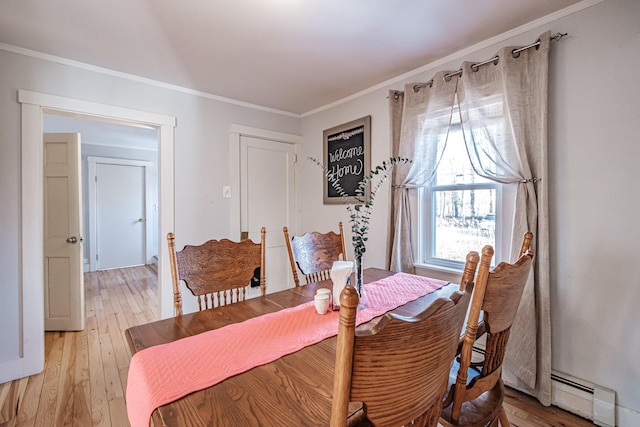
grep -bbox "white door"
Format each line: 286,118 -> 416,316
240,136 -> 296,295
96,162 -> 146,270
43,133 -> 84,331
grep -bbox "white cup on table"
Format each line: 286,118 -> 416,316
314,293 -> 330,314
316,288 -> 331,300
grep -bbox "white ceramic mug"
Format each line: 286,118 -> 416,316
316,288 -> 331,299
314,293 -> 330,314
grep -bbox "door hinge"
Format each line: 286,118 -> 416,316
293,153 -> 298,163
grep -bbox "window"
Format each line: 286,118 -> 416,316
419,123 -> 502,270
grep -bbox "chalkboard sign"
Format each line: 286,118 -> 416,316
323,116 -> 371,204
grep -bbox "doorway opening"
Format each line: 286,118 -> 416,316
44,113 -> 159,273
9,90 -> 175,383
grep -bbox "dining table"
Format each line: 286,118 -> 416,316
125,267 -> 459,427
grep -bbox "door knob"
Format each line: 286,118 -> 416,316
138,218 -> 145,223
66,236 -> 78,244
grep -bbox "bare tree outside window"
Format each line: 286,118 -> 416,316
423,127 -> 498,267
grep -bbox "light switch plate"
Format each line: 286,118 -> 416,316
222,186 -> 231,198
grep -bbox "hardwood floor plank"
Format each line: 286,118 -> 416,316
0,380 -> 17,423
84,273 -> 96,320
107,397 -> 129,427
53,333 -> 76,426
106,309 -> 129,371
71,380 -> 91,427
33,333 -> 64,426
16,369 -> 43,425
91,289 -> 107,338
87,329 -> 111,426
118,368 -> 129,400
503,386 -> 596,427
110,279 -> 135,334
98,331 -> 123,401
72,327 -> 91,427
121,283 -> 143,319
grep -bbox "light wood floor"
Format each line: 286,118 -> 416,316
0,266 -> 595,427
0,266 -> 158,427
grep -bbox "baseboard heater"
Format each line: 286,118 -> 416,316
472,346 -> 616,427
551,371 -> 593,393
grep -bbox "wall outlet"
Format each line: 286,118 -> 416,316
222,186 -> 231,198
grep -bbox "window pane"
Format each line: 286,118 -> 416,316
433,189 -> 495,263
435,129 -> 492,185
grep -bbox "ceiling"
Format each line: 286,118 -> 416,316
1,0 -> 584,115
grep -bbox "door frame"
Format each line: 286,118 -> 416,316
9,89 -> 175,382
228,125 -> 302,240
88,156 -> 153,271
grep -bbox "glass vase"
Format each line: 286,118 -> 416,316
353,254 -> 366,310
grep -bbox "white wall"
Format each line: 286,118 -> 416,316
300,92 -> 395,270
299,0 -> 640,422
548,0 -> 640,422
0,50 -> 300,364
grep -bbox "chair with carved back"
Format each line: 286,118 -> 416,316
440,240 -> 535,427
460,232 -> 534,351
330,252 -> 479,427
283,222 -> 347,287
166,227 -> 266,316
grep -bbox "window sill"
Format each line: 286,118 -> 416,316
414,263 -> 462,284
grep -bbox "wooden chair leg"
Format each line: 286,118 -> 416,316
497,406 -> 510,427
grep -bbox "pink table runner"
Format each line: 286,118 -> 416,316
126,273 -> 447,427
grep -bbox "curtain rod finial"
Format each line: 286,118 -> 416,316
551,32 -> 568,42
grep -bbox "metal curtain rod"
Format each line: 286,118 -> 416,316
410,32 -> 568,93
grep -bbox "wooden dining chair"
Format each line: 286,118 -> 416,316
460,231 -> 534,350
283,223 -> 347,287
331,255 -> 478,427
440,242 -> 535,427
166,228 -> 266,316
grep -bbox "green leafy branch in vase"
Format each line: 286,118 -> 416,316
309,156 -> 411,260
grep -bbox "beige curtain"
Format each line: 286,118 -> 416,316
386,90 -> 404,270
389,71 -> 457,273
388,31 -> 552,404
457,31 -> 551,404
